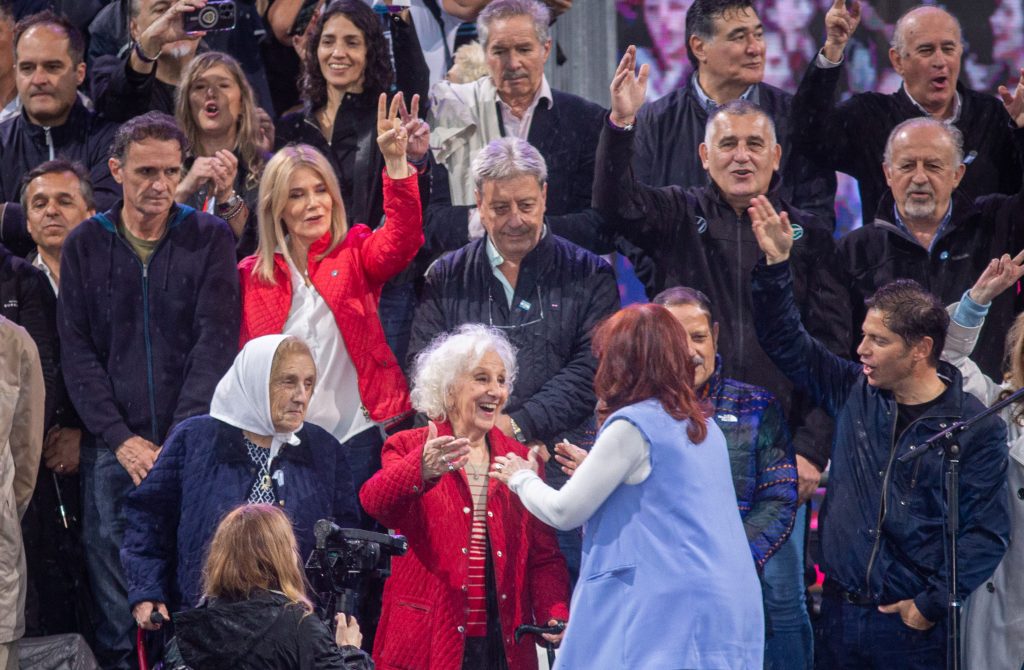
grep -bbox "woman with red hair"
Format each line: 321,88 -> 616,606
491,304 -> 764,669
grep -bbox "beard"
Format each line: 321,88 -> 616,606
902,187 -> 937,219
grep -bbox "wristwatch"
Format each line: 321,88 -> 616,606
217,193 -> 243,212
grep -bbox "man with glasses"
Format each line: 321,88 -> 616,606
409,136 -> 619,583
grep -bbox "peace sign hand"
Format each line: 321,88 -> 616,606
377,92 -> 411,179
998,67 -> 1024,128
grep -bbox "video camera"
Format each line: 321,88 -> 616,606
304,520 -> 408,623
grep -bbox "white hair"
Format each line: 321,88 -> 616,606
410,324 -> 518,421
478,0 -> 551,48
472,137 -> 548,192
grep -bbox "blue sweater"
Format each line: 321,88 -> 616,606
121,416 -> 361,610
57,203 -> 240,450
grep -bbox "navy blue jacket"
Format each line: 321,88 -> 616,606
57,203 -> 240,450
121,416 -> 361,610
752,259 -> 1009,622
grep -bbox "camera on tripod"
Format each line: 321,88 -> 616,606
304,520 -> 408,622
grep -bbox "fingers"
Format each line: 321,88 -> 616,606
637,62 -> 650,89
410,93 -> 420,120
831,0 -> 845,9
388,92 -> 404,125
1013,248 -> 1024,265
377,91 -> 387,128
427,420 -> 438,441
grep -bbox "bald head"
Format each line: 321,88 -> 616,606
889,6 -> 963,118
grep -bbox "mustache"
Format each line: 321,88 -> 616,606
502,69 -> 529,80
691,353 -> 705,368
906,185 -> 936,197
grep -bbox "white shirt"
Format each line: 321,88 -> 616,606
32,253 -> 58,296
497,76 -> 553,140
282,260 -> 374,445
508,419 -> 651,530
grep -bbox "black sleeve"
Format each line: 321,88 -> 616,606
14,264 -> 58,427
93,56 -> 159,123
0,206 -> 34,257
789,58 -> 863,177
423,157 -> 472,256
390,13 -> 430,117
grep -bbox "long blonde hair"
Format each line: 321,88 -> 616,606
1000,312 -> 1024,426
201,504 -> 313,612
252,145 -> 348,283
175,52 -> 266,192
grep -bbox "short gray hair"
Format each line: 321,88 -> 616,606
883,117 -> 964,167
472,137 -> 548,192
703,99 -> 777,146
410,324 -> 518,421
890,5 -> 962,55
478,0 -> 551,48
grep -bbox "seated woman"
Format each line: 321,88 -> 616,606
941,252 -> 1024,670
491,304 -> 764,669
174,51 -> 274,258
360,324 -> 569,670
239,96 -> 422,526
120,335 -> 360,627
165,504 -> 372,669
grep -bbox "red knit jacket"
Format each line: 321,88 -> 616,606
238,172 -> 422,428
360,423 -> 570,670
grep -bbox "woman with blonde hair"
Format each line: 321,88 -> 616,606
164,504 -> 372,669
174,51 -> 274,257
238,94 -> 423,528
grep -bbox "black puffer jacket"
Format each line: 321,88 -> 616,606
587,119 -> 850,470
409,231 -> 620,484
167,591 -> 372,670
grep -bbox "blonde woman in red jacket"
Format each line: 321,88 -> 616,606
360,324 -> 569,670
238,93 -> 423,524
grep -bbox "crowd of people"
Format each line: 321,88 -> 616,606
0,0 -> 1022,668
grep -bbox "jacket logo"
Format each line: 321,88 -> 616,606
696,216 -> 708,234
2,299 -> 17,310
717,413 -> 738,423
790,223 -> 804,241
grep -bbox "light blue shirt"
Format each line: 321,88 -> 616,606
484,225 -> 548,307
691,73 -> 758,112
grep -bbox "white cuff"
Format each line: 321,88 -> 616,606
468,208 -> 485,240
816,50 -> 844,68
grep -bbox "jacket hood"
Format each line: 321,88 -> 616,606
172,592 -> 303,665
867,190 -> 980,247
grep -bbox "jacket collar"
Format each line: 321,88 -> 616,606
212,418 -> 314,466
868,190 -> 978,247
698,354 -> 726,403
696,173 -> 785,219
872,360 -> 969,419
93,201 -> 196,234
17,98 -> 90,144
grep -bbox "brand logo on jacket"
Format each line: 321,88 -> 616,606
2,299 -> 17,310
696,217 -> 708,234
790,224 -> 804,241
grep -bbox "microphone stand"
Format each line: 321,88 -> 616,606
897,385 -> 1024,670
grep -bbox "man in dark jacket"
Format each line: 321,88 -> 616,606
841,111 -> 1024,382
790,2 -> 1022,220
0,10 -> 119,253
749,198 -> 1009,668
425,0 -> 605,256
410,136 -> 619,582
633,0 -> 835,221
592,49 -> 849,505
57,112 -> 240,670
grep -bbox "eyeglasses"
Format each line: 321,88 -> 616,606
488,284 -> 545,331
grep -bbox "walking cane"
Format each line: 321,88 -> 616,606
137,610 -> 166,670
514,621 -> 566,667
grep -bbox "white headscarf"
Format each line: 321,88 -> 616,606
210,335 -> 307,462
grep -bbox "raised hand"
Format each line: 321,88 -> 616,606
421,421 -> 471,481
489,445 -> 541,485
968,249 -> 1024,305
377,92 -> 411,179
553,440 -> 588,478
137,0 -> 207,58
399,93 -> 431,163
998,67 -> 1024,128
255,107 -> 275,154
749,195 -> 794,265
823,0 -> 861,62
609,45 -> 649,128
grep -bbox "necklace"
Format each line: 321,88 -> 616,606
464,460 -> 488,482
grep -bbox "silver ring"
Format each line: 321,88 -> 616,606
494,463 -> 504,471
57,463 -> 64,472
441,454 -> 449,464
446,462 -> 455,472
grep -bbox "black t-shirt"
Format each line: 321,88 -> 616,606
895,387 -> 948,443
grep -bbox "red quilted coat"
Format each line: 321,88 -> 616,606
360,423 -> 571,670
238,172 -> 422,428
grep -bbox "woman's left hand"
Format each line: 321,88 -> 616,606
542,618 -> 566,645
377,92 -> 411,179
255,107 -> 275,154
399,93 -> 431,163
490,446 -> 541,485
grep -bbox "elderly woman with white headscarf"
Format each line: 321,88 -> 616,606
120,334 -> 360,630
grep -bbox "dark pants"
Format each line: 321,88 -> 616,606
80,446 -> 137,670
815,592 -> 947,670
342,426 -> 386,532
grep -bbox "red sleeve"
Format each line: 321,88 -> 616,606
359,427 -> 434,529
357,171 -> 424,285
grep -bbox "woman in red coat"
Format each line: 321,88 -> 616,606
360,324 -> 570,670
238,94 -> 423,522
